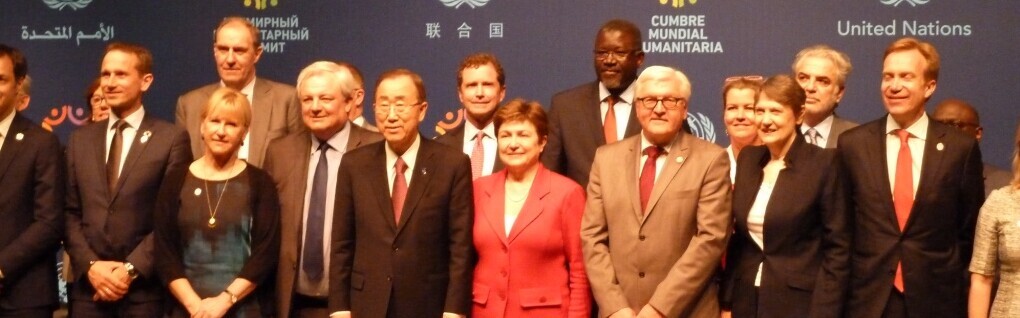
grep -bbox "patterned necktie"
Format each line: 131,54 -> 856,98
471,131 -> 485,180
302,141 -> 329,282
392,157 -> 409,225
892,129 -> 914,293
603,95 -> 618,144
107,120 -> 128,193
640,146 -> 663,213
806,128 -> 821,147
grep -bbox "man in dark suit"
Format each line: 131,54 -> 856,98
839,37 -> 984,318
793,44 -> 858,149
0,44 -> 65,318
435,53 -> 506,179
336,62 -> 378,133
542,19 -> 644,188
65,42 -> 192,317
932,98 -> 1012,197
176,16 -> 302,167
264,61 -> 381,318
328,69 -> 473,318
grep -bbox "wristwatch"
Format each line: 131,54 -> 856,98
123,262 -> 139,280
223,289 -> 238,304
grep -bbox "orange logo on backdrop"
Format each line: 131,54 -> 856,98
660,0 -> 698,8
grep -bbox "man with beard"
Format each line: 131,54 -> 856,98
542,19 -> 644,188
435,53 -> 507,179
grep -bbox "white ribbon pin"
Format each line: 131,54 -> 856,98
15,133 -> 24,141
140,131 -> 152,144
936,142 -> 944,151
194,188 -> 202,196
676,156 -> 685,164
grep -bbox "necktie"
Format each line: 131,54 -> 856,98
603,95 -> 618,144
471,131 -> 485,180
302,141 -> 329,282
893,129 -> 914,293
806,128 -> 821,147
392,157 -> 409,225
107,120 -> 128,193
640,146 -> 663,213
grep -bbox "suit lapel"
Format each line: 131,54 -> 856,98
0,114 -> 28,182
111,115 -> 154,202
734,148 -> 767,232
396,141 -> 435,235
507,167 -> 551,244
643,133 -> 689,223
906,123 -> 948,232
867,121 -> 899,230
291,135 -> 313,255
483,171 -> 509,246
584,83 -> 607,145
621,138 -> 643,222
249,79 -> 273,162
368,144 -> 398,230
91,119 -> 115,202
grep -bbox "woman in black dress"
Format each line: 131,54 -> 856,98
155,87 -> 280,318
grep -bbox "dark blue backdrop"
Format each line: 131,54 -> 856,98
4,0 -> 1019,168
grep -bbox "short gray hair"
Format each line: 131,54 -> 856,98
296,61 -> 357,99
792,44 -> 853,87
635,65 -> 692,100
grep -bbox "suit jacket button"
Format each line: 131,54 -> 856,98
387,276 -> 392,281
638,272 -> 645,278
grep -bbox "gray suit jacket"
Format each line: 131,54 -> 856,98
826,116 -> 858,149
983,163 -> 1012,197
175,78 -> 303,167
542,81 -> 641,188
263,125 -> 381,318
581,132 -> 732,318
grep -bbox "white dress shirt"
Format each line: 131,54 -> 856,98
386,135 -> 421,194
599,82 -> 635,141
106,106 -> 146,177
462,121 -> 497,176
800,114 -> 835,148
747,159 -> 785,287
297,124 -> 351,297
885,113 -> 927,199
638,134 -> 677,183
0,108 -> 15,153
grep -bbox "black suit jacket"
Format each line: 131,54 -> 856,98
0,113 -> 65,310
65,113 -> 192,302
541,81 -> 640,188
434,123 -> 504,175
721,137 -> 850,318
263,125 -> 382,318
328,137 -> 474,317
838,116 -> 983,318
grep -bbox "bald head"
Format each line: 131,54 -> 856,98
933,98 -> 982,141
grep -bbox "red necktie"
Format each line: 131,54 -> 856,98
603,95 -> 618,144
893,129 -> 914,292
640,146 -> 663,213
392,157 -> 409,225
471,131 -> 485,180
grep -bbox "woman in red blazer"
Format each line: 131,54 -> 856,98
471,99 -> 590,318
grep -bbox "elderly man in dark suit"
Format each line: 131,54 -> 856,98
328,69 -> 474,318
263,61 -> 381,318
65,42 -> 192,317
0,44 -> 65,318
176,16 -> 302,167
839,37 -> 984,318
792,44 -> 859,149
435,53 -> 506,179
542,19 -> 644,188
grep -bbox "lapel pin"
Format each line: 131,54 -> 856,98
15,133 -> 24,141
194,188 -> 202,196
936,142 -> 944,151
676,156 -> 685,164
140,131 -> 152,144
422,168 -> 428,175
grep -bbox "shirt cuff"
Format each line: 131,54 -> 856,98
329,311 -> 350,317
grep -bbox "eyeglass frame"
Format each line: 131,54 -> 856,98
934,119 -> 980,130
593,50 -> 640,61
373,102 -> 425,115
634,96 -> 688,110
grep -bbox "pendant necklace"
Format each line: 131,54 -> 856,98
204,163 -> 234,228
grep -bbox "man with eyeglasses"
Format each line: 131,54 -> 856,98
328,69 -> 473,318
792,45 -> 858,148
176,16 -> 302,167
932,98 -> 1011,197
542,19 -> 645,188
582,66 -> 732,318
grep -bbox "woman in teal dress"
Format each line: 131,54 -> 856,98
155,87 -> 280,318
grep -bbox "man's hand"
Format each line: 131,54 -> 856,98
609,307 -> 637,318
721,309 -> 732,318
87,261 -> 129,302
441,313 -> 465,318
637,305 -> 665,318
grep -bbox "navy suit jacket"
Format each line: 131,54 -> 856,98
839,116 -> 983,318
0,113 -> 65,310
65,113 -> 192,302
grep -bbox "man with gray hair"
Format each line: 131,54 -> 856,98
792,44 -> 858,148
263,61 -> 381,318
335,61 -> 378,132
582,65 -> 731,318
176,16 -> 302,167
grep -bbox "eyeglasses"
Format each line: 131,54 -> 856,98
593,50 -> 638,61
374,102 -> 423,115
724,75 -> 764,83
935,119 -> 980,130
635,97 -> 687,110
